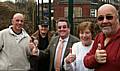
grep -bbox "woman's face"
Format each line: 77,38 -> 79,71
79,28 -> 92,46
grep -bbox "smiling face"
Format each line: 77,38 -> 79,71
97,4 -> 119,37
12,13 -> 24,33
56,19 -> 70,39
39,25 -> 49,38
78,21 -> 93,46
79,28 -> 92,46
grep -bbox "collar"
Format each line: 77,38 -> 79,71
98,28 -> 120,49
59,35 -> 69,42
8,25 -> 28,37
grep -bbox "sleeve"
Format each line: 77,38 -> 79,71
72,43 -> 77,55
38,36 -> 56,59
0,31 -> 4,51
84,53 -> 98,69
72,43 -> 77,71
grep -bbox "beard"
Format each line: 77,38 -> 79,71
41,33 -> 47,38
101,26 -> 113,37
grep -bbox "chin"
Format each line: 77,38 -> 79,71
102,30 -> 111,35
60,35 -> 67,39
60,34 -> 65,37
17,27 -> 22,30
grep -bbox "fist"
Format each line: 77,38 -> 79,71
95,43 -> 107,63
65,48 -> 76,64
65,53 -> 76,64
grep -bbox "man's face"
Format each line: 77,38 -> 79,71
39,25 -> 49,38
57,21 -> 70,39
97,6 -> 118,36
12,14 -> 24,32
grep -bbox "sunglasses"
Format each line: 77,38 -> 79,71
16,19 -> 24,22
97,15 -> 113,21
58,25 -> 67,29
41,25 -> 48,27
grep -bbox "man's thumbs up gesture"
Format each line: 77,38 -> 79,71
95,43 -> 107,63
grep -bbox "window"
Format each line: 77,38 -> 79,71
64,7 -> 68,17
90,9 -> 97,17
64,7 -> 82,17
73,7 -> 82,17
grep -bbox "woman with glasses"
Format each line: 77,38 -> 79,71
63,21 -> 94,71
84,4 -> 120,71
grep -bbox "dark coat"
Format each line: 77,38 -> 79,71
30,30 -> 54,71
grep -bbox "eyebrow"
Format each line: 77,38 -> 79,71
15,19 -> 24,22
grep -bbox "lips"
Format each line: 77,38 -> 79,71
100,23 -> 112,29
59,30 -> 66,33
17,26 -> 22,29
82,38 -> 89,42
101,22 -> 112,27
42,33 -> 46,35
60,32 -> 65,35
17,24 -> 23,29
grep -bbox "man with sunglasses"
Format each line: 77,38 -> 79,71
84,4 -> 120,71
32,17 -> 79,71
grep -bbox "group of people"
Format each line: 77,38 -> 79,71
0,3 -> 120,71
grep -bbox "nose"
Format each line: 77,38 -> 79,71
60,27 -> 64,30
102,17 -> 109,23
83,33 -> 86,37
18,21 -> 22,23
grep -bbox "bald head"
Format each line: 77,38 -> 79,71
98,4 -> 118,16
97,4 -> 120,37
13,13 -> 24,19
12,13 -> 25,33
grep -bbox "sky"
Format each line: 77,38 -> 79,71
0,0 -> 53,3
0,0 -> 15,2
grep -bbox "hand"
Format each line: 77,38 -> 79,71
32,47 -> 39,55
65,48 -> 76,64
30,36 -> 38,47
95,43 -> 107,63
29,38 -> 38,55
29,39 -> 35,50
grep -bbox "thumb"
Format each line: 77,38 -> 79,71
97,43 -> 101,50
34,39 -> 38,47
69,48 -> 72,54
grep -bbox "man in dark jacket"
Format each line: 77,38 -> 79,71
30,22 -> 53,71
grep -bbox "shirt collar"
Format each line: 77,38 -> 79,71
9,25 -> 28,37
59,35 -> 69,42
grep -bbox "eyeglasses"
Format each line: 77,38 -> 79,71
41,25 -> 48,28
16,19 -> 24,22
97,15 -> 113,21
58,25 -> 67,29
